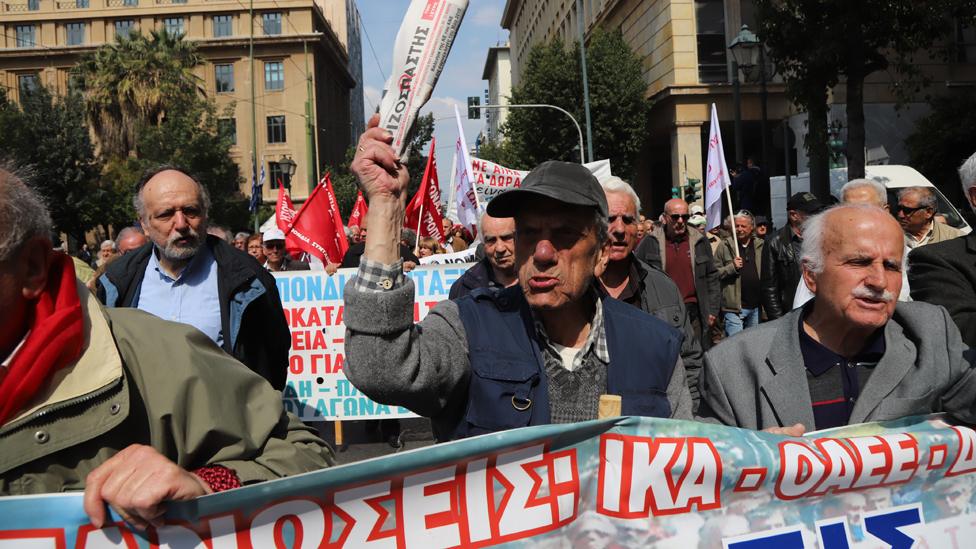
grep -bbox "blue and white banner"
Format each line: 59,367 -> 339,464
273,264 -> 469,421
3,415 -> 976,547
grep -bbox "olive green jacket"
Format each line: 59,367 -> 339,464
0,283 -> 333,495
714,236 -> 764,313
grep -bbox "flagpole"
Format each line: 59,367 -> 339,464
415,191 -> 425,256
725,189 -> 740,257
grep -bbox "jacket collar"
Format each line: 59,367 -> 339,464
9,281 -> 123,424
762,303 -> 918,428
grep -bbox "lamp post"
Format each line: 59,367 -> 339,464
278,155 -> 297,189
728,24 -> 769,171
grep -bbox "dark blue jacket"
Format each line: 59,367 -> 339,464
450,285 -> 681,440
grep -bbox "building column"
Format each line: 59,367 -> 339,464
671,121 -> 704,206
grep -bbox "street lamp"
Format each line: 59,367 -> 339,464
278,154 -> 297,188
728,24 -> 770,174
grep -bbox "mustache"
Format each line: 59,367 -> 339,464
852,284 -> 894,303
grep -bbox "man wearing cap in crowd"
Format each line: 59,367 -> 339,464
342,115 -> 692,441
262,228 -> 310,272
98,165 -> 291,390
761,191 -> 825,320
635,198 -> 720,350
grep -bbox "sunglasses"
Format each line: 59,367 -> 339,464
609,214 -> 637,225
895,204 -> 928,216
263,241 -> 285,249
669,214 -> 691,222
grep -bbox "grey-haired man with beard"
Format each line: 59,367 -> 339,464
699,204 -> 976,433
98,165 -> 290,390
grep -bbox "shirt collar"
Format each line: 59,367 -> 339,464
532,288 -> 610,365
798,305 -> 886,376
149,241 -> 213,283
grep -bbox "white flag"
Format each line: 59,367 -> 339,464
453,104 -> 482,236
704,103 -> 732,231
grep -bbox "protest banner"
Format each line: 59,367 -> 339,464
273,264 -> 468,421
419,247 -> 477,265
468,157 -> 615,204
378,0 -> 468,157
5,414 -> 976,547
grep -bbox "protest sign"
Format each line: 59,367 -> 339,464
378,0 -> 468,157
419,248 -> 477,265
273,264 -> 467,421
468,157 -> 614,204
5,414 -> 976,547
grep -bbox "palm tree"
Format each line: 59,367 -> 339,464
74,29 -> 204,158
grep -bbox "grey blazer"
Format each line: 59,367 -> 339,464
698,301 -> 976,430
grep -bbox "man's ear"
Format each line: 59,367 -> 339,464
593,238 -> 611,279
21,236 -> 53,300
801,264 -> 817,297
968,186 -> 976,211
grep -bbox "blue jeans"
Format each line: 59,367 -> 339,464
724,308 -> 759,336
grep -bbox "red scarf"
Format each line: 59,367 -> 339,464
0,253 -> 84,426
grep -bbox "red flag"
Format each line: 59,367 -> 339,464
404,139 -> 447,244
274,184 -> 305,259
348,190 -> 368,228
285,175 -> 348,264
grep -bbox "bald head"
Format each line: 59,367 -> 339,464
663,198 -> 690,239
801,205 -> 903,333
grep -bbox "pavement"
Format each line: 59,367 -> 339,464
311,418 -> 438,464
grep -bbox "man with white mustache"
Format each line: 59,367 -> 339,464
699,204 -> 976,432
97,165 -> 291,390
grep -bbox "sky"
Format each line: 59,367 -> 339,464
355,0 -> 510,194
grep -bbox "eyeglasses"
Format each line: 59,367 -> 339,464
263,241 -> 285,249
895,204 -> 929,216
669,214 -> 691,222
609,214 -> 637,225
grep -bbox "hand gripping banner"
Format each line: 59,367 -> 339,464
3,414 -> 976,547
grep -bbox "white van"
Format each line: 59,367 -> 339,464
769,165 -> 971,234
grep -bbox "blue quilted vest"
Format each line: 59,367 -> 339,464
451,285 -> 681,440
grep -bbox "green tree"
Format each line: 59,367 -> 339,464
756,0 -> 976,196
73,29 -> 204,158
502,29 -> 649,181
0,86 -> 102,242
477,138 -> 521,168
906,91 -> 976,208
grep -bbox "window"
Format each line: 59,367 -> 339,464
76,0 -> 89,7
123,0 -> 138,6
269,162 -> 290,189
163,17 -> 184,36
213,15 -> 233,37
266,115 -> 286,144
15,25 -> 36,48
695,0 -> 728,83
214,63 -> 234,93
18,74 -> 39,97
263,12 -> 282,35
264,61 -> 284,90
218,118 -> 237,145
27,0 -> 38,10
115,19 -> 134,38
66,22 -> 86,46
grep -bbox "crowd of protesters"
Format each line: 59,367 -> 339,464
3,110 -> 976,539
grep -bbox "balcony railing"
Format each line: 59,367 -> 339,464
105,0 -> 138,6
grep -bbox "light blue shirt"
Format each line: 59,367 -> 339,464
137,244 -> 224,347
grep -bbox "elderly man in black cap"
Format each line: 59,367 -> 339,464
342,115 -> 692,441
761,192 -> 826,319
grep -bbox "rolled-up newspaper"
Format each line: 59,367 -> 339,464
378,0 -> 469,157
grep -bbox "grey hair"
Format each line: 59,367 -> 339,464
801,203 -> 891,274
841,178 -> 887,206
600,176 -> 641,215
897,186 -> 936,211
133,164 -> 211,221
99,239 -> 117,251
234,231 -> 250,241
0,165 -> 53,262
733,210 -> 755,226
960,151 -> 976,202
115,226 -> 143,247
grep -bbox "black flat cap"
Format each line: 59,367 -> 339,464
787,192 -> 826,214
486,160 -> 608,218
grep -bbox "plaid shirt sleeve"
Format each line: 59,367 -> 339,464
351,257 -> 406,292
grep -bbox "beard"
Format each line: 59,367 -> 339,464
158,228 -> 202,262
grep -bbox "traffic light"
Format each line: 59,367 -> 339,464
684,178 -> 701,203
467,96 -> 481,119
